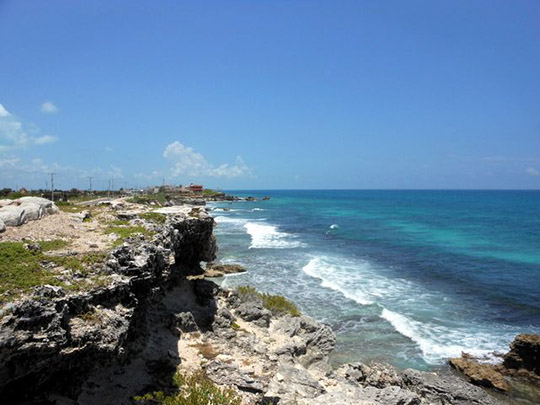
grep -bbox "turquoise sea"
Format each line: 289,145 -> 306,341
209,190 -> 540,370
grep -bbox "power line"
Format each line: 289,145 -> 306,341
87,176 -> 94,192
48,173 -> 56,201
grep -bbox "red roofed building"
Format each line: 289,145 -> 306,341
189,184 -> 203,193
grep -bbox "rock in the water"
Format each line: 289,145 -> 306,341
449,355 -> 510,391
503,334 -> 540,376
204,263 -> 246,278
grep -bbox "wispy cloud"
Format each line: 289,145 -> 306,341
0,103 -> 58,151
40,101 -> 59,114
526,167 -> 540,177
163,141 -> 252,178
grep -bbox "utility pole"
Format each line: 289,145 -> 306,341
108,179 -> 111,199
87,176 -> 94,192
48,173 -> 55,201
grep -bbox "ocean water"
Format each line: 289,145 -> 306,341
209,190 -> 540,371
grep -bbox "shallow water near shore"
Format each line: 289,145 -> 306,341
210,190 -> 540,371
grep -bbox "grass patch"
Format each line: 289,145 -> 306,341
0,241 -> 108,299
230,322 -> 240,330
79,309 -> 102,324
236,285 -> 301,317
134,370 -> 241,405
127,192 -> 168,205
108,219 -> 130,226
40,240 -> 70,251
140,212 -> 167,224
104,225 -> 154,246
0,242 -> 62,297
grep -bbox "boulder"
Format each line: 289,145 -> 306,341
205,361 -> 265,393
19,202 -> 43,221
265,364 -> 324,403
401,368 -> 500,405
0,199 -> 14,208
236,301 -> 271,328
0,219 -> 5,233
449,355 -> 509,391
17,197 -> 58,215
0,205 -> 26,226
503,334 -> 540,376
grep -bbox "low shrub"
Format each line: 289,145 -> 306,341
134,370 -> 241,405
140,212 -> 167,224
235,286 -> 300,317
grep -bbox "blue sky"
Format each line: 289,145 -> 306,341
1,0 -> 539,190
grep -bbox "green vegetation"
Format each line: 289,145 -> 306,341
260,293 -> 300,317
134,370 -> 241,405
79,309 -> 103,324
104,225 -> 154,246
0,242 -> 62,297
109,219 -> 130,226
127,192 -> 168,205
0,240 -> 108,299
236,286 -> 301,317
140,212 -> 167,224
40,240 -> 70,251
230,322 -> 241,330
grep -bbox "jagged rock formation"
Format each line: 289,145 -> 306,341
0,214 -> 216,403
0,209 -> 504,404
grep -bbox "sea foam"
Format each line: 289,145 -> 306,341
244,222 -> 305,249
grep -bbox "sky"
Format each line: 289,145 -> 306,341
1,0 -> 539,190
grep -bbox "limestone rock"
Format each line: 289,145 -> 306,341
17,196 -> 58,215
449,355 -> 510,391
503,333 -> 540,376
401,368 -> 500,404
205,361 -> 265,393
0,205 -> 26,226
19,202 -> 43,221
0,219 -> 5,233
236,301 -> 271,328
265,365 -> 325,403
204,263 -> 246,278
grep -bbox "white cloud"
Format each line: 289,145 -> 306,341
0,156 -> 20,168
0,104 -> 10,118
40,101 -> 59,114
163,141 -> 252,178
526,167 -> 540,177
0,103 -> 58,151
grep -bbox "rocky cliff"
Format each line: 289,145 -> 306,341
0,211 -> 505,404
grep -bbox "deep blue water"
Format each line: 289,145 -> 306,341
209,190 -> 540,370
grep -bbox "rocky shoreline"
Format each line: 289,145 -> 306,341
0,204 -> 537,404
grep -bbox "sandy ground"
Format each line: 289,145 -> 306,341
0,210 -> 115,254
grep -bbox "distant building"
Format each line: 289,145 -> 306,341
189,184 -> 203,193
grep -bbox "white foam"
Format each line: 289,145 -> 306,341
251,208 -> 265,212
302,257 -> 373,305
244,222 -> 305,249
213,216 -> 248,224
329,224 -> 339,229
381,308 -> 502,364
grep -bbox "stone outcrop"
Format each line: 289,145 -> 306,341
0,196 -> 59,229
449,355 -> 510,391
205,262 -> 246,278
503,334 -> 540,378
0,219 -> 5,233
0,213 -> 216,403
